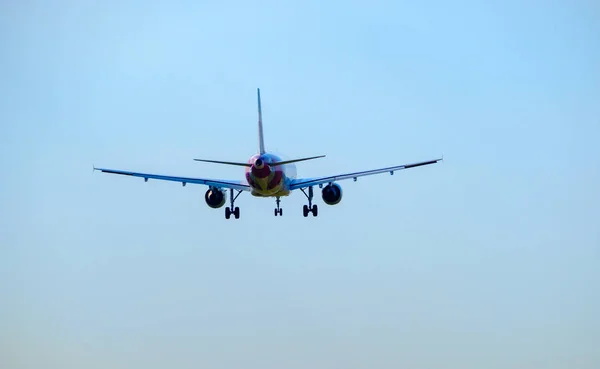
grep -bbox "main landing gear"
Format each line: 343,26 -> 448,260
225,188 -> 242,219
300,186 -> 318,217
274,197 -> 283,216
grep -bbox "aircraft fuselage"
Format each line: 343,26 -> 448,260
245,153 -> 296,197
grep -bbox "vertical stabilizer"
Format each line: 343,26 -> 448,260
257,88 -> 266,154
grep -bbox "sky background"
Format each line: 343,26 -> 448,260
1,0 -> 599,368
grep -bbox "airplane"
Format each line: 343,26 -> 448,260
94,88 -> 442,219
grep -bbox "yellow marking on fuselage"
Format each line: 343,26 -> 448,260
249,171 -> 285,197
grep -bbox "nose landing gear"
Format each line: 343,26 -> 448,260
274,197 -> 283,216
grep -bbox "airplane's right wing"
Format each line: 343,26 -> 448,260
289,158 -> 442,190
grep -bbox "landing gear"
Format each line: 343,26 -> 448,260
225,206 -> 239,219
303,204 -> 318,217
274,197 -> 283,216
300,186 -> 318,217
225,188 -> 242,219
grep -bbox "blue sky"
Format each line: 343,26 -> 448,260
1,1 -> 599,368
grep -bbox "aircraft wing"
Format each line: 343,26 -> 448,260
289,158 -> 442,190
94,167 -> 251,191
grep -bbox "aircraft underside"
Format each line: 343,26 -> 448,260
250,188 -> 291,197
207,181 -> 341,219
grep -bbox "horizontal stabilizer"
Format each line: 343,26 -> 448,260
271,155 -> 326,166
193,159 -> 252,167
194,155 -> 325,167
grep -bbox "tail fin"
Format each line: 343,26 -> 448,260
257,88 -> 266,154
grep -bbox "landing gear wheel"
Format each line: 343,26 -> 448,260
225,207 -> 231,219
303,204 -> 309,217
234,207 -> 240,219
312,204 -> 318,217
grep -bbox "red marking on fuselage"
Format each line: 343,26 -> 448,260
251,165 -> 271,178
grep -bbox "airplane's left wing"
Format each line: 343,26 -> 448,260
289,158 -> 442,190
94,167 -> 251,191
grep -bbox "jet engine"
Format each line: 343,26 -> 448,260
205,188 -> 226,208
321,183 -> 343,205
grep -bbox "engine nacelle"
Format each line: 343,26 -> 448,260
321,183 -> 343,205
205,188 -> 226,208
